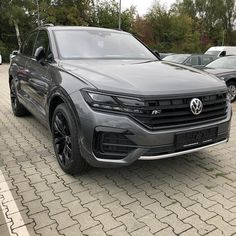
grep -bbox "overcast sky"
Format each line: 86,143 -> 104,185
119,0 -> 176,15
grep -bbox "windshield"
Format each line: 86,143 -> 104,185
163,54 -> 190,63
206,56 -> 236,69
54,29 -> 157,60
205,50 -> 220,56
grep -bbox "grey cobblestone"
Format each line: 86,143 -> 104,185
30,210 -> 55,230
50,210 -> 77,231
1,64 -> 236,235
83,224 -> 107,236
37,223 -> 61,236
208,204 -> 236,222
73,211 -> 99,231
104,200 -> 129,218
183,214 -> 215,235
145,202 -> 172,219
112,191 -> 136,206
116,212 -> 145,233
131,226 -> 153,236
138,214 -> 168,234
207,215 -> 236,236
107,225 -> 130,236
84,200 -> 109,217
166,202 -> 194,220
154,227 -> 176,236
160,213 -> 192,234
60,224 -> 83,236
95,212 -> 122,231
63,200 -> 87,216
124,201 -> 150,219
187,203 -> 216,221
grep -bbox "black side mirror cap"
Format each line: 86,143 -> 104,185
34,46 -> 46,61
153,50 -> 161,59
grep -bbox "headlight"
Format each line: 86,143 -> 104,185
82,90 -> 145,114
88,92 -> 117,104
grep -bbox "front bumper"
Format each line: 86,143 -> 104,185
71,92 -> 232,168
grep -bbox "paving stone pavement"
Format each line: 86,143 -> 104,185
1,63 -> 236,236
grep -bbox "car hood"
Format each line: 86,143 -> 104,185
203,68 -> 236,77
60,60 -> 227,96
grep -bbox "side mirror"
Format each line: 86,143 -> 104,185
34,46 -> 46,61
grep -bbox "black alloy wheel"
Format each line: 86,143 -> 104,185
10,80 -> 28,116
53,111 -> 72,167
52,103 -> 89,174
10,82 -> 17,109
227,81 -> 236,102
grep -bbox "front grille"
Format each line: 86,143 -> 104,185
94,132 -> 136,159
130,92 -> 228,130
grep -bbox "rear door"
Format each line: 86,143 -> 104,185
14,31 -> 38,102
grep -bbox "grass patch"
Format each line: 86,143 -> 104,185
215,172 -> 232,181
215,172 -> 227,177
205,185 -> 214,190
197,164 -> 214,172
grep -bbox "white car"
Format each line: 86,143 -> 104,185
0,53 -> 2,65
205,46 -> 236,57
10,50 -> 18,61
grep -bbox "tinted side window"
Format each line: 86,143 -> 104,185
34,30 -> 50,58
22,32 -> 38,57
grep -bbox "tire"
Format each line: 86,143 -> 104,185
10,80 -> 29,116
51,103 -> 89,174
227,81 -> 236,102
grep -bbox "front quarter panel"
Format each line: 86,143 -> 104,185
49,64 -> 95,95
46,64 -> 95,126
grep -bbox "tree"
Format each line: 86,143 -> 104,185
173,0 -> 236,47
0,0 -> 35,49
91,0 -> 136,32
144,1 -> 201,52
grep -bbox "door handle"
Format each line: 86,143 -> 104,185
29,78 -> 36,84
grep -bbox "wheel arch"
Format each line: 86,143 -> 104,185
225,77 -> 236,85
48,88 -> 80,131
9,75 -> 13,85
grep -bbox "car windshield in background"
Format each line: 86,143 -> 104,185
54,30 -> 157,60
205,51 -> 221,56
163,54 -> 190,63
206,56 -> 236,69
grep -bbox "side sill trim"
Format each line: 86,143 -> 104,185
139,139 -> 228,160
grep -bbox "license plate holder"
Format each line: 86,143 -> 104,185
175,127 -> 218,150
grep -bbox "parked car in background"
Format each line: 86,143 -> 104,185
10,50 -> 18,62
205,46 -> 236,57
163,54 -> 216,69
0,52 -> 2,65
159,53 -> 174,59
9,25 -> 232,174
204,56 -> 236,102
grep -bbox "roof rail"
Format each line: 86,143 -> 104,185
35,24 -> 54,30
42,23 -> 54,27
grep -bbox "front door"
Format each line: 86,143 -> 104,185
27,30 -> 52,120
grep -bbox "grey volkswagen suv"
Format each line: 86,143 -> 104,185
9,25 -> 232,174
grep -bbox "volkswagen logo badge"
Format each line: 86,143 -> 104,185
190,98 -> 203,115
152,109 -> 162,115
